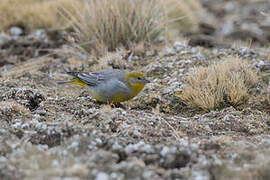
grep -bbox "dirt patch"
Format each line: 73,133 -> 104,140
0,30 -> 65,68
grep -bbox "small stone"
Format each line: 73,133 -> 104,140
10,27 -> 23,36
141,144 -> 154,153
95,172 -> 109,180
241,23 -> 263,36
257,61 -> 270,71
142,170 -> 156,179
161,151 -> 190,169
174,41 -> 187,51
125,141 -> 145,154
35,110 -> 47,116
224,2 -> 236,12
178,69 -> 185,74
66,164 -> 89,177
31,29 -> 47,39
0,32 -> 11,41
191,170 -> 211,180
221,21 -> 234,36
146,50 -> 155,57
79,54 -> 89,61
166,48 -> 176,55
160,146 -> 170,157
157,36 -> 164,42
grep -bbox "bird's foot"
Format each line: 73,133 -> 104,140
111,103 -> 126,109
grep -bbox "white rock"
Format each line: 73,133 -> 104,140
10,27 -> 23,36
95,172 -> 109,180
160,146 -> 170,157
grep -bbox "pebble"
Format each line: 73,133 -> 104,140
31,29 -> 47,39
95,172 -> 110,180
257,61 -> 270,71
10,27 -> 23,36
35,110 -> 47,116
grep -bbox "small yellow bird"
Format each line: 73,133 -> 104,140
58,69 -> 150,103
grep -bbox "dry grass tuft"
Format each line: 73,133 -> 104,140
180,57 -> 258,111
63,0 -> 168,56
64,0 -> 204,56
0,0 -> 82,31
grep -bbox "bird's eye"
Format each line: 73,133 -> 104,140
137,77 -> 142,80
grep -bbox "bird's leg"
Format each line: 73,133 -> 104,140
111,103 -> 126,110
96,101 -> 104,105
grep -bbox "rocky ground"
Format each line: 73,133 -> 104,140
189,0 -> 270,48
0,0 -> 270,180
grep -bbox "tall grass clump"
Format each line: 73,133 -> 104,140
180,57 -> 258,111
63,0 -> 167,56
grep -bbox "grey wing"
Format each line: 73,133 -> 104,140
67,69 -> 125,87
67,71 -> 105,86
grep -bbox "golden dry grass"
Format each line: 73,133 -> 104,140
180,57 -> 258,111
0,0 -> 82,31
64,0 -> 168,56
63,0 -> 204,56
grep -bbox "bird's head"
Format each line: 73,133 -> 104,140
126,72 -> 150,93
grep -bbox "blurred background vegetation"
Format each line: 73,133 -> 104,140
0,0 -> 204,55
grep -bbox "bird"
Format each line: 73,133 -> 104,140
58,69 -> 150,103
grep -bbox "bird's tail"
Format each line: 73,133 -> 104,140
57,78 -> 86,88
